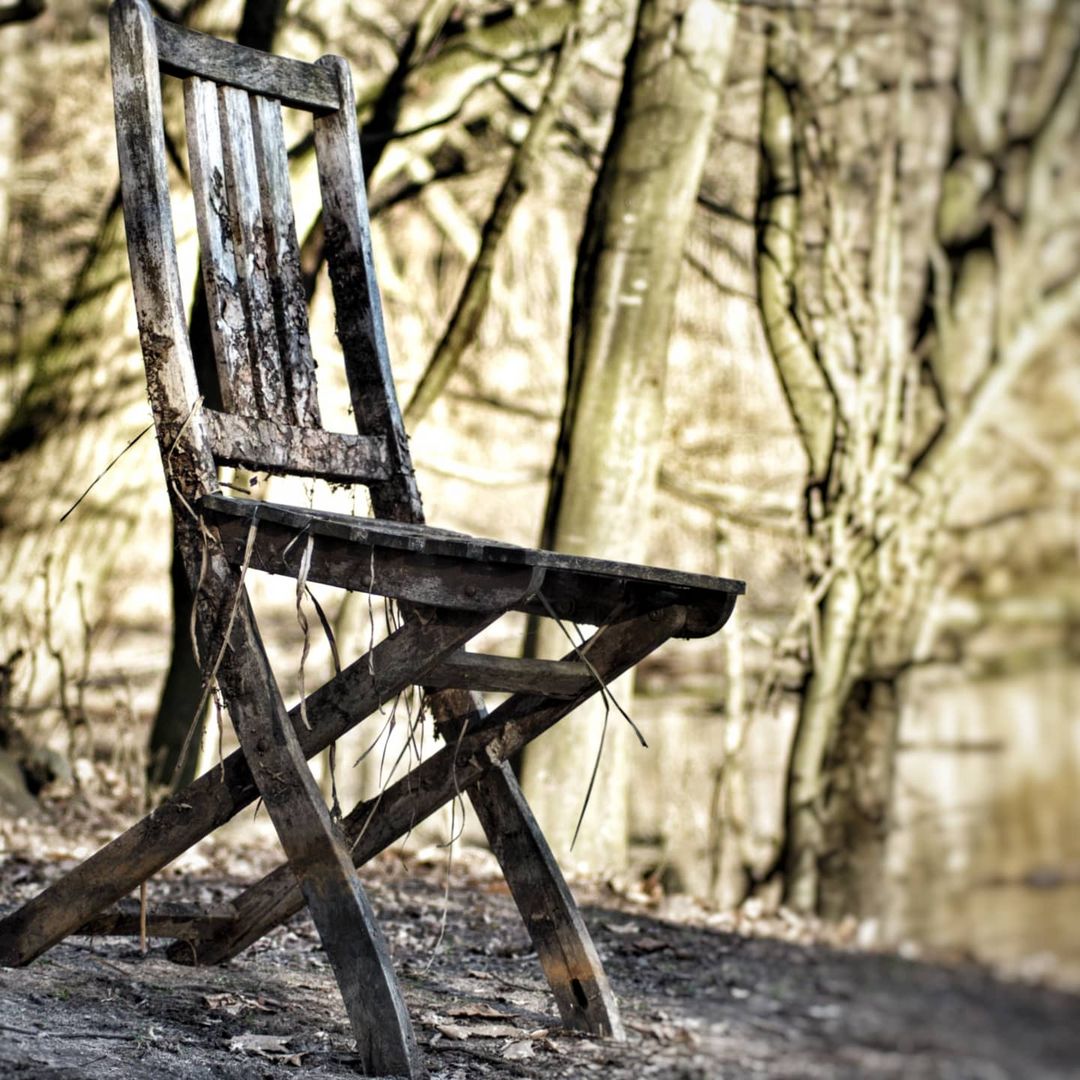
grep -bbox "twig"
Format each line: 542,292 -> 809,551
0,1020 -> 161,1043
571,692 -> 609,851
58,424 -> 153,523
139,880 -> 148,956
0,1021 -> 41,1037
294,535 -> 315,731
535,590 -> 647,747
532,591 -> 646,848
306,585 -> 342,818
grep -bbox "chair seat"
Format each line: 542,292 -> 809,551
200,492 -> 745,627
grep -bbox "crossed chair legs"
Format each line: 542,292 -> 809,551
0,562 -> 710,1076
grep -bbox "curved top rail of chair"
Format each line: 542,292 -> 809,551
151,8 -> 341,113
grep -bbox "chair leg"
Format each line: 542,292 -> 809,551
428,687 -> 623,1038
215,599 -> 425,1079
468,761 -> 625,1038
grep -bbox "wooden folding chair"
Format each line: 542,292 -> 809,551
0,2 -> 744,1075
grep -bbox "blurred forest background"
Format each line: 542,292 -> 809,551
1,0 -> 1078,992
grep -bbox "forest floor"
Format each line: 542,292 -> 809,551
1,801 -> 1078,1080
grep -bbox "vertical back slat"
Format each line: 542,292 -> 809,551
313,55 -> 424,524
218,85 -> 286,421
250,94 -> 321,429
184,76 -> 256,415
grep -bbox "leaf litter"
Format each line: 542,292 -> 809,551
1,808 -> 1078,1079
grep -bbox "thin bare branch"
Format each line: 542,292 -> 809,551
404,1 -> 597,424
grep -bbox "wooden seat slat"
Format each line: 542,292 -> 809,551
200,493 -> 746,598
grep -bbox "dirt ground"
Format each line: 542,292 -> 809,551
1,806 -> 1078,1080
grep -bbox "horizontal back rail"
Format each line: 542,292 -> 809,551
155,17 -> 340,112
204,410 -> 391,484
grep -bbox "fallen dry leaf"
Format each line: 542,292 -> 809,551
204,993 -> 240,1014
634,935 -> 669,953
603,920 -> 639,935
204,992 -> 278,1017
461,1023 -> 523,1039
433,1019 -> 523,1040
626,1019 -> 678,1042
435,1023 -> 470,1041
445,1003 -> 513,1020
228,1033 -> 298,1060
501,1039 -> 535,1061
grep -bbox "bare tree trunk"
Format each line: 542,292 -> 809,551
755,0 -> 1080,916
781,572 -> 863,911
520,0 -> 737,872
818,675 -> 901,920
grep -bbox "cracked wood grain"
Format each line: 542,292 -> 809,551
203,409 -> 391,484
155,15 -> 340,113
185,76 -> 255,415
250,94 -> 321,428
218,84 -> 285,420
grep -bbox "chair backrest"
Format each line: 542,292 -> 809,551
109,0 -> 423,522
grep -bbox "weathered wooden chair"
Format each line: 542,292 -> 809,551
0,1 -> 743,1075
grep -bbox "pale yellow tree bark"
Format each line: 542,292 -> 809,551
520,0 -> 738,872
403,0 -> 601,425
755,0 -> 1080,915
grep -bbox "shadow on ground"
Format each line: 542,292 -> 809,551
1,850 -> 1077,1079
